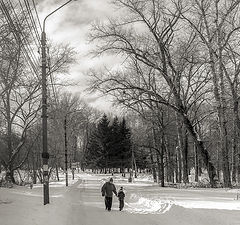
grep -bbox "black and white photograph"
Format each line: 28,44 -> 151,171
0,0 -> 240,224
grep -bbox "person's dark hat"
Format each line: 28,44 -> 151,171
120,187 -> 123,190
110,178 -> 113,182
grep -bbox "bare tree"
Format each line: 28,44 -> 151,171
178,0 -> 240,187
0,2 -> 77,184
88,0 -> 218,186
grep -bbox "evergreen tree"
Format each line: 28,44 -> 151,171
84,115 -> 133,173
95,114 -> 111,172
109,116 -> 121,168
84,125 -> 103,169
119,117 -> 132,172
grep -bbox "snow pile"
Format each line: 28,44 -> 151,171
126,193 -> 173,214
124,190 -> 240,214
175,200 -> 240,210
126,195 -> 240,214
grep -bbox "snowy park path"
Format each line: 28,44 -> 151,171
64,174 -> 240,225
1,173 -> 240,225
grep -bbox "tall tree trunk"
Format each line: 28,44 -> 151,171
150,148 -> 157,182
175,152 -> 179,183
160,133 -> 166,187
165,140 -> 174,183
32,152 -> 37,184
232,97 -> 240,183
194,142 -> 199,182
133,149 -> 137,178
156,151 -> 164,187
176,115 -> 189,184
210,14 -> 231,187
181,114 -> 217,187
166,148 -> 171,183
6,92 -> 15,184
216,146 -> 220,181
219,107 -> 231,187
156,153 -> 161,184
237,154 -> 240,183
152,126 -> 165,187
160,152 -> 164,187
176,146 -> 182,183
232,136 -> 237,183
182,129 -> 189,183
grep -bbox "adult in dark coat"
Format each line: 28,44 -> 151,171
101,178 -> 117,211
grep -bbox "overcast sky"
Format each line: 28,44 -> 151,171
36,0 -> 120,111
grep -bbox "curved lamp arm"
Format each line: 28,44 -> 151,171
43,0 -> 76,32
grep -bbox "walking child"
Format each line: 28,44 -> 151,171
117,187 -> 125,211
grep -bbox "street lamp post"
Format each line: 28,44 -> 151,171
41,0 -> 76,205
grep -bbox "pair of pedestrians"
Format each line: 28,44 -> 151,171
101,178 -> 125,211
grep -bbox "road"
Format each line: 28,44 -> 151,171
62,176 -> 240,225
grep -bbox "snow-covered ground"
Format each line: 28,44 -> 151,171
78,173 -> 240,213
1,171 -> 240,225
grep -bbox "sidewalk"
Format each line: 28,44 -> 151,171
0,178 -> 80,225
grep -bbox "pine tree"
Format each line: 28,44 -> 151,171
109,116 -> 121,168
84,115 -> 133,173
119,117 -> 132,173
84,125 -> 103,169
96,114 -> 111,173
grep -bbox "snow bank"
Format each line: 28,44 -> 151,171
175,200 -> 240,210
126,194 -> 173,214
124,191 -> 240,214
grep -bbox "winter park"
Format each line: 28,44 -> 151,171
1,0 -> 240,224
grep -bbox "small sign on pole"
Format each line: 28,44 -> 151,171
43,164 -> 48,172
71,162 -> 77,169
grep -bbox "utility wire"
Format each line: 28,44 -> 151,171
24,0 -> 60,109
23,0 -> 41,44
7,1 -> 40,72
1,0 -> 61,111
0,0 -> 40,78
31,0 -> 42,32
18,0 -> 40,48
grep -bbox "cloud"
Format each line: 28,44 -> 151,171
34,0 -> 120,112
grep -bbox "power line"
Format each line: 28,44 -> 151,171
31,0 -> 42,32
0,0 -> 40,79
1,0 -> 65,115
18,0 -> 40,47
23,0 -> 41,44
7,1 -> 40,73
16,0 -> 39,46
